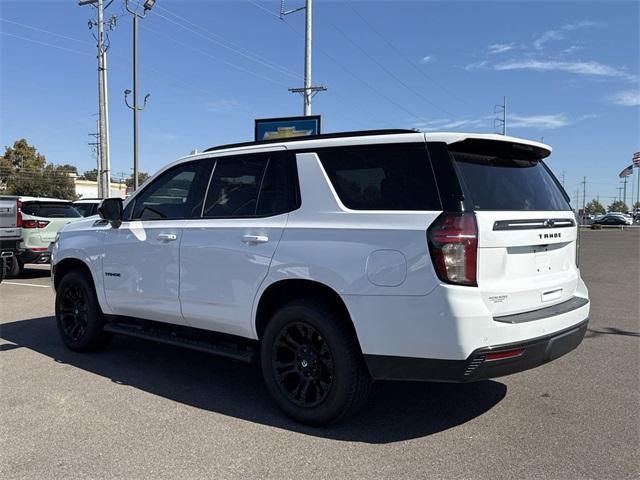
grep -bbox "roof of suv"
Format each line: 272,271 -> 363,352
200,130 -> 551,157
17,196 -> 72,203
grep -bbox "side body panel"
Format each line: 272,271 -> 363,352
179,215 -> 287,337
101,220 -> 186,325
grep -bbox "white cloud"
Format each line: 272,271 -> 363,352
533,30 -> 564,50
508,114 -> 570,129
415,112 -> 596,132
494,60 -> 637,81
207,99 -> 242,112
487,43 -> 515,54
463,60 -> 489,71
533,20 -> 604,50
607,90 -> 640,107
420,55 -> 435,64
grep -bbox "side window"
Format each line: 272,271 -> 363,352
203,156 -> 268,218
131,161 -> 208,220
202,152 -> 298,218
317,144 -> 441,211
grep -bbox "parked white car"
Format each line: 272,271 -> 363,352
51,130 -> 590,425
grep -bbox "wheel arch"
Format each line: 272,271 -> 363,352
53,257 -> 95,291
254,279 -> 362,350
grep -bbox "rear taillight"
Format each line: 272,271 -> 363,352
427,212 -> 478,286
16,200 -> 22,227
22,220 -> 49,229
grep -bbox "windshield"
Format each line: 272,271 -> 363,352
451,152 -> 570,211
21,202 -> 81,218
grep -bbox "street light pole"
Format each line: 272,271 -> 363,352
124,0 -> 154,191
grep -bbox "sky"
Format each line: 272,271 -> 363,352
1,0 -> 639,207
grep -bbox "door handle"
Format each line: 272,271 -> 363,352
157,233 -> 177,242
242,234 -> 269,244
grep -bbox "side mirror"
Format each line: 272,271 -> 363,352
98,198 -> 123,228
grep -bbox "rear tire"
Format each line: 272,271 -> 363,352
55,271 -> 111,352
4,256 -> 23,279
261,298 -> 371,426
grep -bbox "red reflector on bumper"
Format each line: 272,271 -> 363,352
485,348 -> 525,361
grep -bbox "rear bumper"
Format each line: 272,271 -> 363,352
365,319 -> 588,382
0,238 -> 20,253
18,248 -> 51,264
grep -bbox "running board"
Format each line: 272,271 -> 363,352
104,321 -> 257,363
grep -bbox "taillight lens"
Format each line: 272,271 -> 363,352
22,220 -> 49,229
16,200 -> 22,227
427,212 -> 478,286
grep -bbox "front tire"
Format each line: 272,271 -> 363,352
55,271 -> 111,352
261,299 -> 371,426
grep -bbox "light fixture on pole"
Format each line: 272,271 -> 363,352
124,0 -> 155,192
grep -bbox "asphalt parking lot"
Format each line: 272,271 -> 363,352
1,229 -> 638,479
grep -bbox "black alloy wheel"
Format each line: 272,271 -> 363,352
261,298 -> 372,425
272,321 -> 335,408
59,284 -> 89,342
55,271 -> 111,352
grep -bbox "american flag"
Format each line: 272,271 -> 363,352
619,165 -> 633,178
633,151 -> 640,167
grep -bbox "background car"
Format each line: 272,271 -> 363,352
593,213 -> 632,226
73,198 -> 102,217
9,197 -> 81,277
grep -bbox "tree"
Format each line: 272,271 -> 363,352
584,199 -> 605,215
608,200 -> 628,213
0,139 -> 76,200
634,201 -> 640,211
126,171 -> 150,189
79,169 -> 99,181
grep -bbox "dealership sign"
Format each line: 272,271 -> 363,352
255,115 -> 321,141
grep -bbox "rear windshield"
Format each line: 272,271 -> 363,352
452,152 -> 570,211
21,202 -> 81,218
317,144 -> 441,211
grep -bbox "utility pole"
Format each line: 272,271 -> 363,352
282,0 -> 326,115
561,171 -> 565,189
124,0 -> 155,191
581,176 -> 586,215
80,0 -> 112,198
621,177 -> 629,207
494,96 -> 507,135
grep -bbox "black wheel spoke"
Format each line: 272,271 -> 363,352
272,321 -> 335,407
59,283 -> 88,342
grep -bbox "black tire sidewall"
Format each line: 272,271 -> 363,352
55,271 -> 108,351
261,300 -> 366,425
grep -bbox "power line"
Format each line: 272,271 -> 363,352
0,18 -> 88,45
150,5 -> 304,82
314,5 -> 454,117
141,23 -> 290,88
245,0 -> 424,125
0,31 -> 93,56
342,3 -> 482,112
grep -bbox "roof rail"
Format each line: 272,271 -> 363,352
203,129 -> 417,153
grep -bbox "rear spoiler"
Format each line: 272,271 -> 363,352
448,138 -> 551,160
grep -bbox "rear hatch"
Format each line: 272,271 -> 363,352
0,198 -> 20,240
449,139 -> 578,317
20,201 -> 82,245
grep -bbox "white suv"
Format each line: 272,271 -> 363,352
51,130 -> 590,425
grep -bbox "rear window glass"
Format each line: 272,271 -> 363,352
452,152 -> 570,211
21,202 -> 81,218
317,144 -> 441,210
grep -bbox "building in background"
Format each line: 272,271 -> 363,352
71,174 -> 126,199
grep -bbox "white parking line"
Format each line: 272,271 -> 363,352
1,281 -> 50,288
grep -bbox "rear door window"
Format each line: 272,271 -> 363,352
203,152 -> 298,218
451,151 -> 570,211
316,144 -> 441,210
21,202 -> 81,218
